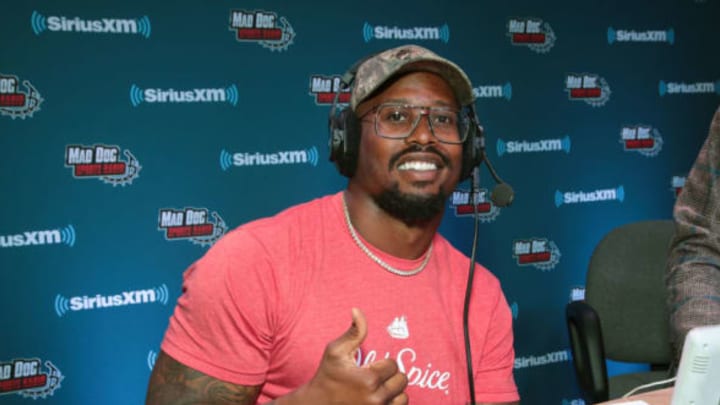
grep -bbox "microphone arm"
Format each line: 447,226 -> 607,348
473,124 -> 515,207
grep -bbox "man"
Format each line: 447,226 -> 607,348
667,105 -> 720,366
146,44 -> 520,405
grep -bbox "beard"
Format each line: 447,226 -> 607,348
373,183 -> 448,225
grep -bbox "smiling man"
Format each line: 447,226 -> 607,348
146,44 -> 520,405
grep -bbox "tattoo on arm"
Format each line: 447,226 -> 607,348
146,351 -> 261,405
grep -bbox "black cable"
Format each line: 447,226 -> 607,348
463,168 -> 480,405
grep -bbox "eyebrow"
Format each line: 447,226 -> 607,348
381,98 -> 458,108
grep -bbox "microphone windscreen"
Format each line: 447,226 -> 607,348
491,183 -> 515,207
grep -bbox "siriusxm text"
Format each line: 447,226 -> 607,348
46,16 -> 140,34
232,150 -> 310,166
69,290 -> 158,311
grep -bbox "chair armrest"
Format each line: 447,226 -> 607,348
566,300 -> 609,403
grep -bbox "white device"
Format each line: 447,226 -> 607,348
670,323 -> 720,405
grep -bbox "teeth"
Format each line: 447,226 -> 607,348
398,161 -> 437,171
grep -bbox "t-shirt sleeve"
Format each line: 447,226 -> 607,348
473,275 -> 520,403
161,228 -> 280,386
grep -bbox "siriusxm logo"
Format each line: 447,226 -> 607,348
147,350 -> 157,371
219,147 -> 319,170
0,225 -> 76,248
130,84 -> 238,106
473,83 -> 512,100
362,22 -> 450,43
514,349 -> 571,369
31,11 -> 151,38
510,301 -> 519,320
658,80 -> 720,96
497,135 -> 571,156
54,284 -> 169,317
607,27 -> 675,44
555,186 -> 624,207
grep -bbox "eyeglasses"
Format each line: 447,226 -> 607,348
360,103 -> 471,144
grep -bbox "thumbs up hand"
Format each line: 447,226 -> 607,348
277,308 -> 408,405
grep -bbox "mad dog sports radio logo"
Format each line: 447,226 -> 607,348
130,84 -> 238,106
620,126 -> 663,157
54,284 -> 169,317
65,144 -> 141,186
570,286 -> 586,302
309,75 -> 350,105
672,176 -> 686,197
450,188 -> 501,223
0,358 -> 64,399
512,238 -> 561,271
229,9 -> 295,52
31,11 -> 151,37
565,73 -> 611,107
158,207 -> 227,247
507,17 -> 556,53
362,22 -> 450,43
0,73 -> 43,119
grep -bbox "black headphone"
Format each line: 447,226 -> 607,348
327,58 -> 485,181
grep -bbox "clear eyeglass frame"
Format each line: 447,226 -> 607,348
359,102 -> 470,145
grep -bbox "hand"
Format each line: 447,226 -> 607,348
284,308 -> 408,405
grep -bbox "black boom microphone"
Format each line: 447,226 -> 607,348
481,153 -> 515,208
470,113 -> 515,208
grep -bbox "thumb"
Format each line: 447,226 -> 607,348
332,307 -> 368,357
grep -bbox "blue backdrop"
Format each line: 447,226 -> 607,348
1,0 -> 719,403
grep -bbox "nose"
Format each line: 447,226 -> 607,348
404,112 -> 437,145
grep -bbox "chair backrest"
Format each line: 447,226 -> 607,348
585,219 -> 675,364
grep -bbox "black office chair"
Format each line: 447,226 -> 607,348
566,220 -> 675,403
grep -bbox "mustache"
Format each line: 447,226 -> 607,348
388,144 -> 451,170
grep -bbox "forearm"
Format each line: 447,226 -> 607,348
667,250 -> 720,345
146,351 -> 262,405
667,106 -> 720,357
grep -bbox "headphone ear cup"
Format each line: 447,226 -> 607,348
328,108 -> 360,178
460,118 -> 483,181
328,107 -> 345,167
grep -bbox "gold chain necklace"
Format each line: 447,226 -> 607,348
342,194 -> 432,277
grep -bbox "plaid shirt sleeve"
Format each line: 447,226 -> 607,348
667,105 -> 720,364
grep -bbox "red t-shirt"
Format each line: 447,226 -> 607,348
162,192 -> 519,404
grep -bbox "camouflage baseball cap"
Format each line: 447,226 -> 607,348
350,44 -> 475,111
